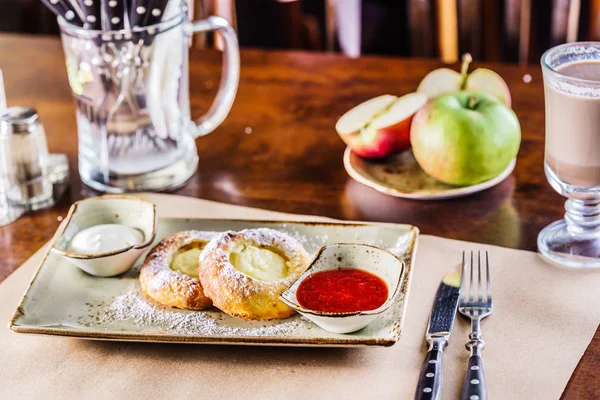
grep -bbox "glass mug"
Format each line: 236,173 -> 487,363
58,4 -> 239,192
539,42 -> 600,269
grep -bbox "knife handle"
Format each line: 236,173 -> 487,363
414,339 -> 446,400
461,355 -> 487,400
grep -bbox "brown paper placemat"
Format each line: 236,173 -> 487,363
2,193 -> 599,399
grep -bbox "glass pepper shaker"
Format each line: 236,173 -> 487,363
0,107 -> 54,211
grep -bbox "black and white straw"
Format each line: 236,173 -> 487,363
128,0 -> 149,28
41,0 -> 85,26
77,0 -> 102,29
143,0 -> 169,27
101,0 -> 125,30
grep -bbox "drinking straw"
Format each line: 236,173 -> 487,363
77,0 -> 102,30
101,0 -> 126,30
40,0 -> 85,26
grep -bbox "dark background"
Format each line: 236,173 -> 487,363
0,0 -> 597,64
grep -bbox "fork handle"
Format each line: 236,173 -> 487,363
415,338 -> 446,400
461,343 -> 487,400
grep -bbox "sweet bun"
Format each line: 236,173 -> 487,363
199,228 -> 310,320
140,230 -> 217,310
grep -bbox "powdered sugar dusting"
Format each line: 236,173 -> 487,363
84,285 -> 310,336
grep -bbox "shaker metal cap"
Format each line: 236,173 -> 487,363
0,106 -> 39,134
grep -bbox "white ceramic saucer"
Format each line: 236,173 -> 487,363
343,147 -> 516,200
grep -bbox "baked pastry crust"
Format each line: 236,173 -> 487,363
199,228 -> 310,320
140,230 -> 217,310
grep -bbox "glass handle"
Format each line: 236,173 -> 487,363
185,16 -> 240,138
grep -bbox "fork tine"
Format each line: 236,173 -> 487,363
486,251 -> 492,304
460,251 -> 467,302
478,251 -> 483,313
469,251 -> 474,304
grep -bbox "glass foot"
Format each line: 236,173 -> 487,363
538,219 -> 600,269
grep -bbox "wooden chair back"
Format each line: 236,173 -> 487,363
206,0 -> 595,64
409,0 -> 586,64
3,0 -> 600,65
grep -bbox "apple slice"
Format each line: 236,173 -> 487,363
335,94 -> 397,135
465,68 -> 512,107
336,92 -> 427,159
416,68 -> 462,100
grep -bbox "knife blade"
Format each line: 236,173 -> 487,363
414,262 -> 462,400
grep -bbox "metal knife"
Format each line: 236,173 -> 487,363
414,263 -> 462,400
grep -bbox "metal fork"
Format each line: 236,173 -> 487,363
459,250 -> 493,400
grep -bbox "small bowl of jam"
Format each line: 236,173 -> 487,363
280,243 -> 405,334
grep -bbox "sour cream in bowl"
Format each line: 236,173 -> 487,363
51,196 -> 156,277
68,224 -> 145,255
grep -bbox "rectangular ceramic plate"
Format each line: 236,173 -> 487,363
10,218 -> 418,347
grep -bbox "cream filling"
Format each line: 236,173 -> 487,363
170,248 -> 203,277
229,245 -> 289,282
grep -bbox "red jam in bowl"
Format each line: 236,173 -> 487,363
296,268 -> 388,313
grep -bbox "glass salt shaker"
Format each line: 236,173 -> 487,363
0,107 -> 54,211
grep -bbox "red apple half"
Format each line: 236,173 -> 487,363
335,93 -> 428,158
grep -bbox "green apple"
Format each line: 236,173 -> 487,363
410,91 -> 520,186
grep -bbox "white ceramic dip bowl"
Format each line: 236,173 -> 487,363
50,195 -> 157,277
280,243 -> 405,334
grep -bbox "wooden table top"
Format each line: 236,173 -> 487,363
0,34 -> 597,398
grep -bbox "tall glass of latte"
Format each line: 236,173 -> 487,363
540,42 -> 600,268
